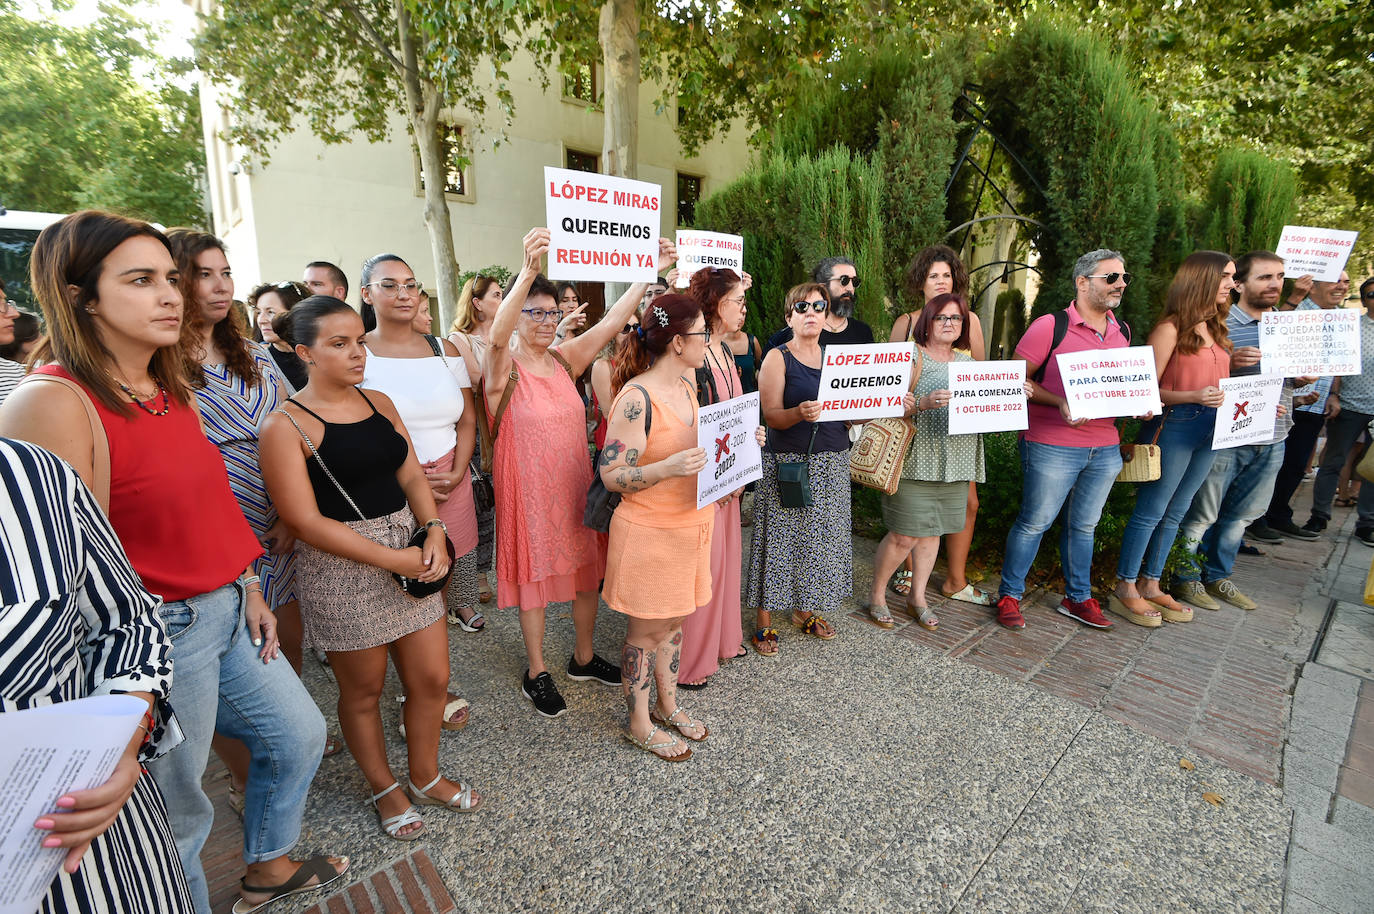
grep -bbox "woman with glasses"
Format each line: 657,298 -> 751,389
867,293 -> 989,631
745,283 -> 852,655
886,245 -> 990,606
1112,252 -> 1234,626
250,280 -> 310,391
599,293 -> 713,760
0,285 -> 25,404
449,275 -> 503,604
483,227 -> 674,718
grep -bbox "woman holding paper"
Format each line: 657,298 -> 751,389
745,283 -> 853,655
598,293 -> 713,760
1111,251 -> 1234,626
0,436 -> 192,912
888,245 -> 991,606
482,228 -> 674,718
866,293 -> 986,631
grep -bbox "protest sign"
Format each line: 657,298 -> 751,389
816,343 -> 914,422
1259,308 -> 1362,377
675,230 -> 743,287
544,166 -> 660,283
947,360 -> 1028,435
697,393 -> 762,509
1212,375 -> 1284,449
1275,225 -> 1359,282
1056,346 -> 1162,421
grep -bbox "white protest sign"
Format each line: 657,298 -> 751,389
816,343 -> 914,422
544,166 -> 660,283
1056,346 -> 1162,421
1275,225 -> 1359,282
1212,375 -> 1284,449
1259,308 -> 1362,377
947,360 -> 1028,435
697,393 -> 762,509
675,230 -> 743,287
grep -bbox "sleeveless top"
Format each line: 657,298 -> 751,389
362,341 -> 471,463
1159,343 -> 1229,392
769,346 -> 849,454
612,378 -> 711,528
32,365 -> 262,602
902,351 -> 986,483
287,389 -> 408,522
732,334 -> 759,394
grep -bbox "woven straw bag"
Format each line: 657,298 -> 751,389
850,349 -> 923,495
1115,410 -> 1166,484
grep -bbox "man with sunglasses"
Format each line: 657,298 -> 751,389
994,249 -> 1134,631
764,256 -> 874,351
1170,251 -> 1304,611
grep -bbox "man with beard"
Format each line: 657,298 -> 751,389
765,256 -> 874,350
1170,251 -> 1300,611
994,249 -> 1136,631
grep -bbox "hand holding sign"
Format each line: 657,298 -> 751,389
663,446 -> 708,478
522,227 -> 550,272
697,393 -> 764,508
1213,375 -> 1283,449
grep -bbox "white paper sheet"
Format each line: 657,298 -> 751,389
697,393 -> 763,509
0,694 -> 148,914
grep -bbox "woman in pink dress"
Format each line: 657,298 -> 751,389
483,228 -> 675,718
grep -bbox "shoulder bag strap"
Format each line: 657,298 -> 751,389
549,348 -> 574,379
425,334 -> 443,357
22,374 -> 111,514
274,406 -> 368,524
1029,309 -> 1071,385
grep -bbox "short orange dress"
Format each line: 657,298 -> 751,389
602,378 -> 715,619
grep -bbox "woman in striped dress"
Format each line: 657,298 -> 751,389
0,436 -> 193,913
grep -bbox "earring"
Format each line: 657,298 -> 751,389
307,360 -> 316,366
85,307 -> 96,315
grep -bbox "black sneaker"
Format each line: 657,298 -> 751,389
1356,528 -> 1374,548
566,653 -> 622,686
1302,517 -> 1328,534
1271,518 -> 1319,540
1246,521 -> 1283,544
521,670 -> 567,718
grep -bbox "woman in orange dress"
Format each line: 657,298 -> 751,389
599,293 -> 714,761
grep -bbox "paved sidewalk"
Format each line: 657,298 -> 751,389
198,502 -> 1374,913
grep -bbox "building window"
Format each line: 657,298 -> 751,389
677,173 -> 703,227
418,122 -> 470,198
566,149 -> 600,174
564,60 -> 597,103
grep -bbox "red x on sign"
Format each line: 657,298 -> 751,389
714,433 -> 731,462
1233,401 -> 1249,420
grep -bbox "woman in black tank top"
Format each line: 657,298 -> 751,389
261,297 -> 484,839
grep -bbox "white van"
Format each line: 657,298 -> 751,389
0,209 -> 66,309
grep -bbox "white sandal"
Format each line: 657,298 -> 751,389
371,781 -> 425,840
407,774 -> 482,812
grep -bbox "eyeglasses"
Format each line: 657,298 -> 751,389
1,300 -> 17,314
365,279 -> 423,295
521,308 -> 565,323
1085,272 -> 1133,286
620,323 -> 640,334
833,275 -> 861,289
643,288 -> 666,299
274,281 -> 309,297
932,314 -> 964,325
792,299 -> 828,313
721,295 -> 746,307
681,329 -> 712,342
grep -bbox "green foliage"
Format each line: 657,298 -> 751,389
0,3 -> 206,226
981,15 -> 1162,336
1197,149 -> 1298,256
988,288 -> 1026,361
458,264 -> 514,289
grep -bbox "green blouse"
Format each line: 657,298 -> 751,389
901,349 -> 986,483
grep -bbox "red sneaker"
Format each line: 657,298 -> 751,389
995,595 -> 1025,629
1058,597 -> 1114,629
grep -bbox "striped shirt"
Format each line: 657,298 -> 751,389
0,357 -> 24,405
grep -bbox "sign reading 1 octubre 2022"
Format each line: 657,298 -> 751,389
544,166 -> 661,283
1259,309 -> 1362,377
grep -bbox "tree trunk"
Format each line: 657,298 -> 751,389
599,0 -> 639,180
394,0 -> 461,332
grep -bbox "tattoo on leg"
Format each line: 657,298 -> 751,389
622,643 -> 645,683
640,651 -> 655,690
668,630 -> 682,675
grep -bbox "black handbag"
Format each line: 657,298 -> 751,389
278,406 -> 455,598
584,384 -> 652,533
773,423 -> 819,509
470,458 -> 494,515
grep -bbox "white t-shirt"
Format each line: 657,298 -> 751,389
362,346 -> 471,463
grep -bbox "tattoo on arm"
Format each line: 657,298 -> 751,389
623,398 -> 644,421
625,448 -> 639,466
614,466 -> 648,492
598,440 -> 625,467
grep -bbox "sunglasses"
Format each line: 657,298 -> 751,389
620,322 -> 640,334
274,281 -> 309,296
1085,272 -> 1133,286
792,299 -> 829,314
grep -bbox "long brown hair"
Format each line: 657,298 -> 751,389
28,210 -> 192,415
450,274 -> 500,335
904,245 -> 969,303
167,229 -> 260,387
611,293 -> 703,394
1159,251 -> 1235,356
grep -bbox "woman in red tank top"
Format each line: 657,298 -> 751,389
0,211 -> 347,914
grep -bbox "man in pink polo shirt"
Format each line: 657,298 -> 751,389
995,249 -> 1136,631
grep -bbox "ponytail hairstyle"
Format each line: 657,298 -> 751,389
28,210 -> 192,415
359,253 -> 409,332
272,295 -> 357,355
687,266 -> 740,332
610,292 -> 703,394
166,228 -> 260,388
1158,251 -> 1235,356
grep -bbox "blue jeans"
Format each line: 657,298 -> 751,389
1309,409 -> 1374,527
1175,441 -> 1285,584
148,583 -> 325,914
1116,405 -> 1219,581
999,440 -> 1123,602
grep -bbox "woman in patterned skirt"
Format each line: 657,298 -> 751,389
745,283 -> 853,656
0,437 -> 192,913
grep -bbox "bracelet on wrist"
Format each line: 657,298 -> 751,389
240,574 -> 261,589
422,518 -> 447,534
